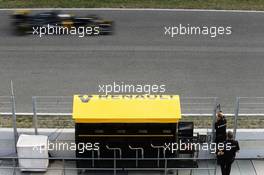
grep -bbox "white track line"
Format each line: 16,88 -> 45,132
1,113 -> 264,117
0,8 -> 263,13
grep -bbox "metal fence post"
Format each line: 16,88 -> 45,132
11,95 -> 18,152
12,157 -> 15,175
211,98 -> 218,143
32,97 -> 38,135
214,159 -> 217,175
233,97 -> 240,140
114,151 -> 116,175
250,159 -> 258,175
63,158 -> 66,175
10,81 -> 18,153
164,158 -> 167,175
92,150 -> 95,168
106,145 -> 120,175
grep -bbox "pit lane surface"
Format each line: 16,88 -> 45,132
0,9 -> 263,112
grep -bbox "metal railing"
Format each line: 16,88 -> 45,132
29,96 -> 219,136
181,97 -> 218,142
2,95 -> 264,144
0,156 -> 262,175
2,96 -> 264,142
32,96 -> 72,135
0,156 -> 218,175
1,95 -> 264,174
0,96 -> 17,154
233,97 -> 264,139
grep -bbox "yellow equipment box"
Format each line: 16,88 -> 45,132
72,94 -> 181,123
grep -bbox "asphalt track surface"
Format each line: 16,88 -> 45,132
0,10 -> 264,112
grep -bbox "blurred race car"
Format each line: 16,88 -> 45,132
12,10 -> 114,36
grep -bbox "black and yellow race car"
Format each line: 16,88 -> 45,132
12,10 -> 114,36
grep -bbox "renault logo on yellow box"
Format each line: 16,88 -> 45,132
73,94 -> 181,123
78,95 -> 93,103
78,94 -> 177,102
